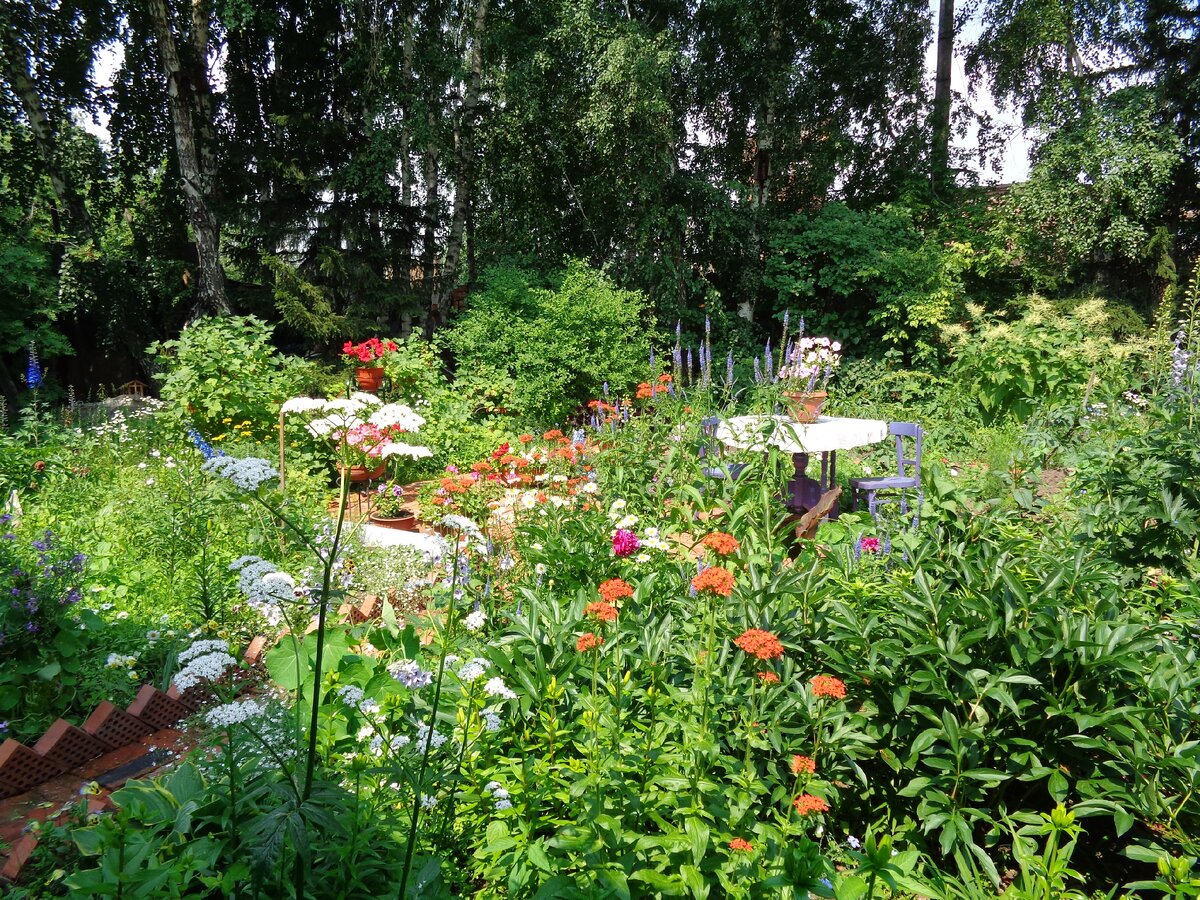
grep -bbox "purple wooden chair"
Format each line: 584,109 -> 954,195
850,422 -> 923,520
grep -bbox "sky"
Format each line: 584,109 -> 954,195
82,4 -> 1034,184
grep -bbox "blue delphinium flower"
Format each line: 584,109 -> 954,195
187,426 -> 224,460
726,351 -> 734,386
25,343 -> 42,389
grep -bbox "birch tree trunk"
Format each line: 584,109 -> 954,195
146,0 -> 231,316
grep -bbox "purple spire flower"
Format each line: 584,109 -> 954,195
726,351 -> 734,386
753,357 -> 762,383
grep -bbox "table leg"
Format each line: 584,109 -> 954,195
829,451 -> 840,519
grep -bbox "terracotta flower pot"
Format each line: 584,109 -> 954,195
368,510 -> 418,531
782,390 -> 827,424
356,366 -> 385,392
342,462 -> 386,482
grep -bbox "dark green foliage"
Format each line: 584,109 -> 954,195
441,262 -> 653,423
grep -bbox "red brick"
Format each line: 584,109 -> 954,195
82,702 -> 152,750
0,742 -> 64,799
33,720 -> 107,771
126,685 -> 189,731
243,635 -> 268,667
357,595 -> 379,622
0,832 -> 38,881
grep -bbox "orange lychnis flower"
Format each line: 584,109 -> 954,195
734,628 -> 784,661
701,532 -> 740,556
576,632 -> 604,652
790,755 -> 816,775
729,838 -> 753,852
691,566 -> 735,597
584,601 -> 619,623
810,675 -> 847,700
757,671 -> 781,684
793,794 -> 829,816
598,578 -> 634,603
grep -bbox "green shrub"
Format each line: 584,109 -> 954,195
149,315 -> 307,440
440,261 -> 653,424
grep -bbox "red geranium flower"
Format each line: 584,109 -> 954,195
734,628 -> 784,660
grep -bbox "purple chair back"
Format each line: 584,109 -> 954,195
890,422 -> 922,481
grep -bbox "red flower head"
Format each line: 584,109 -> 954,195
757,671 -> 780,684
793,793 -> 829,816
576,632 -> 604,652
518,433 -> 533,444
598,578 -> 634,603
729,838 -> 753,852
491,443 -> 511,459
543,429 -> 564,441
734,628 -> 784,661
584,601 -> 619,623
860,536 -> 881,554
691,566 -> 735,597
701,532 -> 740,556
790,755 -> 816,775
612,529 -> 639,557
810,675 -> 847,700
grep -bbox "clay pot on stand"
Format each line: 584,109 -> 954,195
355,366 -> 385,393
781,391 -> 827,424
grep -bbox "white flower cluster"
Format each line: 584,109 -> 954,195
464,607 -> 487,632
174,647 -> 237,692
203,456 -> 278,491
380,442 -> 432,459
177,638 -> 229,664
205,699 -> 264,729
336,685 -> 366,708
228,557 -> 295,625
419,793 -> 438,810
369,404 -> 426,432
482,706 -> 503,732
105,653 -> 137,669
484,781 -> 512,811
483,676 -> 516,700
779,336 -> 842,382
414,721 -> 449,752
457,657 -> 490,683
389,659 -> 433,690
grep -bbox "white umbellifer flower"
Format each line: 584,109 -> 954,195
457,657 -> 490,683
203,456 -> 278,491
464,608 -> 487,632
369,404 -> 426,431
177,638 -> 230,665
494,797 -> 512,811
173,651 -> 237,692
280,397 -> 328,415
336,685 -> 365,708
205,699 -> 264,728
483,677 -> 516,700
380,442 -> 432,459
414,722 -> 448,751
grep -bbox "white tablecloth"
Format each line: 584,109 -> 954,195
717,415 -> 889,454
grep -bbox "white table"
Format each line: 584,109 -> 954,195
717,415 -> 889,514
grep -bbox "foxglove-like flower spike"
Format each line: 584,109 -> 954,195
726,351 -> 734,386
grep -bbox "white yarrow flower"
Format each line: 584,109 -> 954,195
205,699 -> 264,728
203,456 -> 278,491
464,608 -> 487,632
483,677 -> 516,700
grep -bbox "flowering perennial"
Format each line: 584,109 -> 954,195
576,632 -> 604,653
790,755 -> 817,775
734,629 -> 784,661
691,566 -> 735,597
203,456 -> 278,491
205,700 -> 264,729
810,675 -> 847,699
729,838 -> 753,853
701,532 -> 740,556
793,793 -> 830,816
584,600 -> 619,623
598,578 -> 634,603
611,529 -> 639,557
